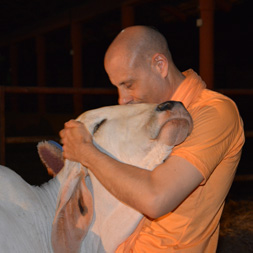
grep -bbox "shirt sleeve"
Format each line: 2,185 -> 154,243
171,97 -> 244,184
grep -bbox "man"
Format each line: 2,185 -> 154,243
60,26 -> 244,252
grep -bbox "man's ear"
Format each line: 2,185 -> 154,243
151,53 -> 168,78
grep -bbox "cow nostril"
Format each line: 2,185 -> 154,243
156,101 -> 176,111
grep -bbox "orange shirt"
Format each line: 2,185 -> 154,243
116,69 -> 245,252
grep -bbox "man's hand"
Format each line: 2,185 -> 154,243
59,120 -> 93,163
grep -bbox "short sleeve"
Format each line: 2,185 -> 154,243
171,97 -> 244,183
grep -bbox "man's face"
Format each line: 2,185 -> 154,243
105,54 -> 168,105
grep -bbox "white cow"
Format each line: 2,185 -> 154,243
0,101 -> 192,253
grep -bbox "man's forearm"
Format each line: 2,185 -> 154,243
78,142 -> 203,219
79,143 -> 157,216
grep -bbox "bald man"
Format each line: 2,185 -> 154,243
60,26 -> 244,252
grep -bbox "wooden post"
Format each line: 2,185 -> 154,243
0,87 -> 5,165
199,0 -> 214,89
121,3 -> 135,29
36,35 -> 46,113
9,44 -> 19,111
71,22 -> 83,115
10,44 -> 18,86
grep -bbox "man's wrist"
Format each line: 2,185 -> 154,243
79,142 -> 99,168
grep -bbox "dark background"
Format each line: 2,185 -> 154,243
0,0 -> 252,203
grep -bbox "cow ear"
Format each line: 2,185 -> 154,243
37,141 -> 64,177
158,119 -> 190,146
52,162 -> 93,253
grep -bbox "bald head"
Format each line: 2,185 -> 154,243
104,26 -> 172,69
104,26 -> 185,104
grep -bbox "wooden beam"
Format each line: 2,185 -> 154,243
0,0 -> 124,46
3,86 -> 117,95
9,44 -> 19,111
199,0 -> 215,89
36,35 -> 46,87
0,0 -> 159,47
36,35 -> 46,113
0,87 -> 5,165
162,5 -> 187,21
10,44 -> 18,86
121,3 -> 135,28
71,22 -> 83,115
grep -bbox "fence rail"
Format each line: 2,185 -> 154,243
0,86 -> 117,165
217,89 -> 253,95
2,86 -> 117,95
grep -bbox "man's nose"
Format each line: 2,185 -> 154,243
118,89 -> 133,105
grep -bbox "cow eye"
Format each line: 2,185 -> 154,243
93,119 -> 106,134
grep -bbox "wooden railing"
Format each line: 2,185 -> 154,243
217,89 -> 253,96
0,86 -> 117,165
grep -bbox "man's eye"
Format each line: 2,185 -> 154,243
125,83 -> 133,89
93,119 -> 106,134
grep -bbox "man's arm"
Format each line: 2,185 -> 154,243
60,120 -> 203,219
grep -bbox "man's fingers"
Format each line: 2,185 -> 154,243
58,119 -> 90,162
59,129 -> 65,139
59,120 -> 79,143
64,119 -> 83,128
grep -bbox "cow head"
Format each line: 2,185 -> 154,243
81,101 -> 192,165
51,101 -> 193,252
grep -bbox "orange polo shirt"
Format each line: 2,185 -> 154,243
116,69 -> 245,252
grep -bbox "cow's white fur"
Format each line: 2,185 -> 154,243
0,102 -> 192,253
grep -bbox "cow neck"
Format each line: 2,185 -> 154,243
32,178 -> 60,251
141,144 -> 173,171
